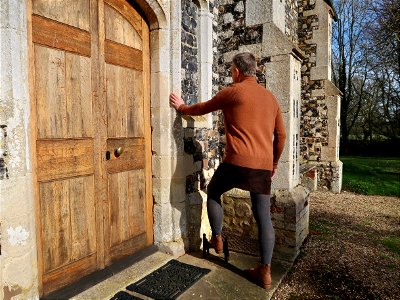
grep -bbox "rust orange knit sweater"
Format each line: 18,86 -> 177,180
178,76 -> 286,171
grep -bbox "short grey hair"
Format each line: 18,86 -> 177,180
232,52 -> 257,76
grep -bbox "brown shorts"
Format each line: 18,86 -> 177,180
207,162 -> 272,198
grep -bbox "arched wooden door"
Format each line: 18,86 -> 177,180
29,0 -> 153,295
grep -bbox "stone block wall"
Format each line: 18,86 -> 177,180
222,186 -> 310,262
0,0 -> 39,298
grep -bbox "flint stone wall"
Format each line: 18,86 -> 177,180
181,0 -> 199,105
298,0 -> 341,191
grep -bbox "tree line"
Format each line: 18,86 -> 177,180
332,0 -> 399,155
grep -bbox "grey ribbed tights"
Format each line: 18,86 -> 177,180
207,192 -> 275,265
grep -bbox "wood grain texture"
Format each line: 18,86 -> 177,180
32,14 -> 91,56
104,3 -> 142,50
109,233 -> 147,263
33,0 -> 90,31
35,46 -> 93,139
106,64 -> 144,138
40,179 -> 72,272
127,69 -> 144,137
42,254 -> 97,295
91,0 -> 107,270
109,169 -> 145,247
106,63 -> 126,137
31,0 -> 153,294
65,52 -> 93,137
106,138 -> 145,173
105,0 -> 142,37
37,139 -> 94,182
142,19 -> 154,245
27,0 -> 45,293
40,176 -> 96,273
105,39 -> 143,70
35,45 -> 67,139
70,176 -> 96,261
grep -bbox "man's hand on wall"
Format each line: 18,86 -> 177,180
169,93 -> 184,110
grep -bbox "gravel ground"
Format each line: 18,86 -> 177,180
272,190 -> 400,300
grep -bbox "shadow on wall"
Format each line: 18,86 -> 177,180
170,115 -> 206,252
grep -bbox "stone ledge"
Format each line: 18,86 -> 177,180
221,185 -> 310,263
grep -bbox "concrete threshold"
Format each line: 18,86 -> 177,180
72,251 -> 291,300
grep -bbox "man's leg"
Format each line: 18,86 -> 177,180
250,192 -> 275,265
206,163 -> 236,235
207,195 -> 224,235
245,192 -> 274,288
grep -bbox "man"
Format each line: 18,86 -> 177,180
169,52 -> 286,289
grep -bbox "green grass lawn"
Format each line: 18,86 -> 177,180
340,156 -> 400,196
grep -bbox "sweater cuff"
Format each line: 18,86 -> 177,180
177,104 -> 185,114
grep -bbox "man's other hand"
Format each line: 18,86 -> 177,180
169,93 -> 185,110
272,167 -> 277,177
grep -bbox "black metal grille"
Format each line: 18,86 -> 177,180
126,259 -> 210,300
223,232 -> 259,256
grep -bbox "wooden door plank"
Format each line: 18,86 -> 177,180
65,52 -> 93,138
118,172 -> 130,242
27,0 -> 45,293
37,139 -> 94,182
128,169 -> 146,238
142,19 -> 154,245
109,233 -> 147,262
109,170 -> 146,247
91,0 -> 107,270
35,45 -> 67,139
104,3 -> 142,50
106,138 -> 145,173
109,172 -> 122,247
105,40 -> 143,70
106,63 -> 127,137
40,179 -> 72,273
42,254 -> 97,295
127,69 -> 144,137
32,0 -> 90,31
104,0 -> 143,37
70,176 -> 96,261
32,14 -> 91,57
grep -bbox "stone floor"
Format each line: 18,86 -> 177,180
68,250 -> 291,300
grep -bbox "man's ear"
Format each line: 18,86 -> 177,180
233,67 -> 240,77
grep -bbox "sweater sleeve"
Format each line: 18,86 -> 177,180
177,86 -> 236,116
273,106 -> 287,167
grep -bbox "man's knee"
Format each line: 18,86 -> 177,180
207,185 -> 220,201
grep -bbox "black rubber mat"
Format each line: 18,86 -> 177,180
126,259 -> 210,299
110,291 -> 143,300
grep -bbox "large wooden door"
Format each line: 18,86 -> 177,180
29,0 -> 152,295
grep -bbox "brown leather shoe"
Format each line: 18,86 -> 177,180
210,234 -> 223,254
244,264 -> 271,289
